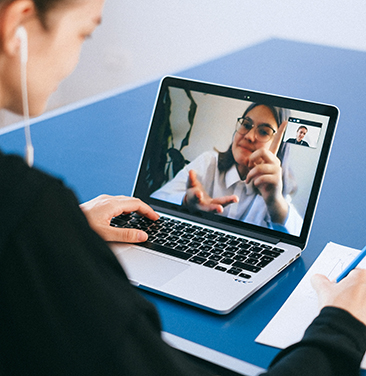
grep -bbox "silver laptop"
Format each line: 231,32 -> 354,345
110,76 -> 338,314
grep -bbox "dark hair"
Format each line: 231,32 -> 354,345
36,0 -> 78,27
1,0 -> 75,28
242,103 -> 286,129
218,103 -> 287,173
297,125 -> 308,132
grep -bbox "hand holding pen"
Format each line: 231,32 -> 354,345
311,247 -> 366,326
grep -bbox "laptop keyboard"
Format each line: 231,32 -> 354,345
110,213 -> 285,280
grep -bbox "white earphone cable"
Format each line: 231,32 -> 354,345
20,57 -> 33,167
17,26 -> 34,167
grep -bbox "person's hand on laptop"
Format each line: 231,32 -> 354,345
311,269 -> 366,325
183,170 -> 239,213
80,194 -> 159,243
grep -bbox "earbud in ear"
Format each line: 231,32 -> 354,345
15,26 -> 28,64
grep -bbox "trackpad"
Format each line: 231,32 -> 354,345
116,246 -> 190,287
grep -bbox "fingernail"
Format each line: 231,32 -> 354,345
137,232 -> 148,242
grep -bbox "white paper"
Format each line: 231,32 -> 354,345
255,242 -> 366,369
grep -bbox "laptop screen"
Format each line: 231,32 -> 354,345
134,76 -> 338,249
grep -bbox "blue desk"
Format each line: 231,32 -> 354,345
2,39 -> 366,374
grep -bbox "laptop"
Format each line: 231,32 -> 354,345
110,76 -> 339,314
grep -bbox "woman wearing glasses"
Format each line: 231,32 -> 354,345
152,103 -> 302,235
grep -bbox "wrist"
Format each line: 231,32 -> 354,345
267,195 -> 288,225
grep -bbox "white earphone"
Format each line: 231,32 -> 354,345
16,26 -> 28,64
16,26 -> 33,167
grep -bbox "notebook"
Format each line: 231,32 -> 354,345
110,76 -> 339,314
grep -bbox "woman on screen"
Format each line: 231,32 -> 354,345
152,103 -> 303,235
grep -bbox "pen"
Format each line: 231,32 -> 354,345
336,245 -> 366,283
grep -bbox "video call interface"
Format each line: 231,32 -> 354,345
140,85 -> 332,238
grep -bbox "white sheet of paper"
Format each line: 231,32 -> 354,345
255,242 -> 366,369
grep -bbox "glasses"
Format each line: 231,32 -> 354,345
235,117 -> 277,143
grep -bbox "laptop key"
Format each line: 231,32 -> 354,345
261,256 -> 274,263
225,246 -> 239,253
210,249 -> 223,255
186,248 -> 200,254
166,235 -> 179,242
232,261 -> 261,273
257,260 -> 272,268
239,243 -> 252,250
181,233 -> 195,240
227,240 -> 241,246
184,228 -> 196,234
262,250 -> 281,258
221,258 -> 234,265
222,251 -> 235,258
250,246 -> 262,253
165,241 -> 178,248
175,245 -> 189,252
272,247 -> 285,253
171,230 -> 184,237
198,251 -> 211,258
214,243 -> 227,251
203,239 -> 217,247
209,255 -> 222,262
203,260 -> 218,268
227,268 -> 241,275
237,249 -> 250,256
141,241 -> 191,260
245,258 -> 258,265
249,252 -> 262,260
157,231 -> 170,239
154,239 -> 167,245
234,255 -> 246,262
215,266 -> 227,272
199,245 -> 214,253
189,256 -> 206,264
190,241 -> 201,249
